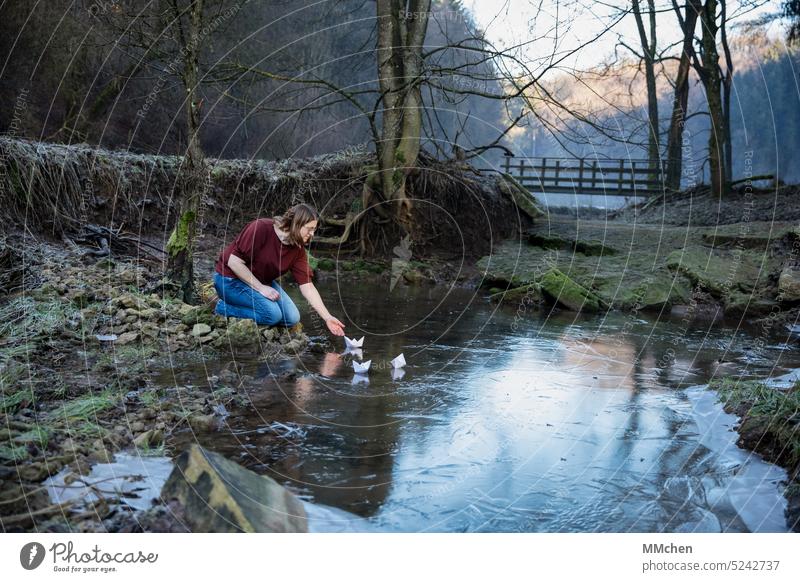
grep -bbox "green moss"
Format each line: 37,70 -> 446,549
540,268 -> 604,312
490,283 -> 543,305
666,248 -> 760,297
306,249 -> 319,270
498,174 -> 544,220
317,258 -> 336,271
166,210 -> 196,255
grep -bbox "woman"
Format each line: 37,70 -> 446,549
213,203 -> 345,337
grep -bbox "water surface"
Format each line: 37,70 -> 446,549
167,280 -> 799,532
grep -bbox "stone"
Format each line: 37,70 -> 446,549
191,323 -> 212,337
160,444 -> 308,532
133,429 -> 163,449
403,269 -> 423,283
540,268 -> 604,313
223,318 -> 261,348
188,414 -> 218,432
778,265 -> 800,301
115,331 -> 139,345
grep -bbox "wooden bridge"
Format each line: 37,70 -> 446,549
500,157 -> 666,197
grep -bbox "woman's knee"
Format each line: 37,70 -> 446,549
282,309 -> 301,326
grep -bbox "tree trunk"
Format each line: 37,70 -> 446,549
632,0 -> 660,180
701,0 -> 727,198
665,0 -> 701,191
371,0 -> 431,234
166,0 -> 205,303
720,0 -> 734,184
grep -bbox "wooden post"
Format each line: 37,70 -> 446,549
554,159 -> 561,189
541,158 -> 547,192
519,158 -> 526,186
503,156 -> 511,175
630,161 -> 636,193
592,160 -> 598,191
578,159 -> 584,192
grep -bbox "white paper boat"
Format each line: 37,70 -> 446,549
352,359 -> 371,374
344,336 -> 365,349
390,353 -> 406,369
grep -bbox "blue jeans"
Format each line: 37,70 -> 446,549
213,272 -> 301,327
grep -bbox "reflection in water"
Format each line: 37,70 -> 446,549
167,281 -> 799,532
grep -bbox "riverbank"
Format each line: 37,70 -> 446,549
478,185 -> 800,325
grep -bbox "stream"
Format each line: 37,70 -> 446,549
138,280 -> 798,531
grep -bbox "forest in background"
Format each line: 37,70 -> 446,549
1,0 -> 798,183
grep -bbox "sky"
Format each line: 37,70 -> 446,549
463,0 -> 786,71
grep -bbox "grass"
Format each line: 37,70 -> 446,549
0,443 -> 28,462
0,296 -> 79,343
712,378 -> 800,470
0,382 -> 34,414
48,390 -> 119,423
14,425 -> 51,449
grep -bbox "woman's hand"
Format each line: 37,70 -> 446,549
258,284 -> 280,301
324,316 -> 346,336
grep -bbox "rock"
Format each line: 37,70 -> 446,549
160,444 -> 308,532
133,429 -> 163,449
497,174 -> 544,220
778,265 -> 800,301
130,421 -> 146,433
283,338 -> 304,352
262,327 -> 277,341
115,331 -> 139,345
182,306 -> 214,327
540,269 -> 604,312
666,248 -> 760,297
489,283 -> 542,305
191,323 -> 212,337
222,318 -> 261,348
17,462 -> 50,482
188,414 -> 218,432
403,269 -> 423,284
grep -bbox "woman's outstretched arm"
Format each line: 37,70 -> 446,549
298,282 -> 345,336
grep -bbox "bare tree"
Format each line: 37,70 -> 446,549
665,0 -> 702,191
631,0 -> 660,176
96,0 -> 247,302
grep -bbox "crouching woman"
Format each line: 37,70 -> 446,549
213,203 -> 345,336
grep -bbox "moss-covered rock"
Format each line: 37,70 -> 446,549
489,283 -> 543,306
497,174 -> 544,220
597,272 -> 691,311
540,268 -> 604,312
160,444 -> 308,532
666,248 -> 760,297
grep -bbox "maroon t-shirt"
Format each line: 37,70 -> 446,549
214,218 -> 313,285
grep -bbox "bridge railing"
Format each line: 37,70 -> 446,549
501,157 -> 666,196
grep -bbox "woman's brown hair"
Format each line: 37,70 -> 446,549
274,203 -> 320,247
